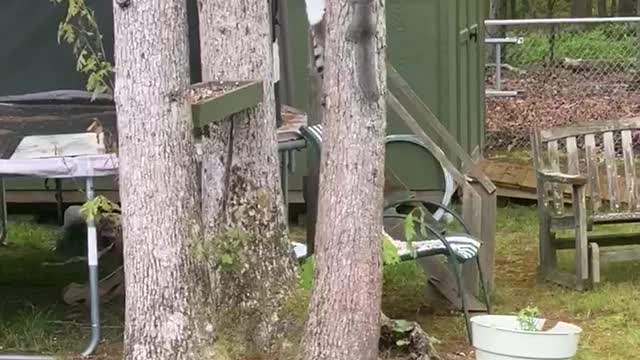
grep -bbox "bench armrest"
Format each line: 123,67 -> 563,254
538,171 -> 587,186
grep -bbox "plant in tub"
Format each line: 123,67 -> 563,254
470,305 -> 582,360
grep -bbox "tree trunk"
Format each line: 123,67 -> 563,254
302,0 -> 387,359
509,0 -> 517,18
598,0 -> 608,16
618,0 -> 636,15
487,0 -> 503,64
113,1 -> 210,359
196,0 -> 298,354
572,0 -> 594,16
522,0 -> 532,17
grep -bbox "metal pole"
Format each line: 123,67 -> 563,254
495,43 -> 502,91
0,178 -> 101,360
81,177 -> 101,357
486,17 -> 640,26
485,37 -> 523,44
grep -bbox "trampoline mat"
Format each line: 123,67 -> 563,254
0,102 -> 116,160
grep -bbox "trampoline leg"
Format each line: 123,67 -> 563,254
0,177 -> 6,246
81,177 -> 101,357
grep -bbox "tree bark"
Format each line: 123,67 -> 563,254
598,0 -> 608,16
113,1 -> 210,359
571,0 -> 594,16
302,0 -> 387,359
617,0 -> 636,15
196,0 -> 298,354
522,0 -> 532,17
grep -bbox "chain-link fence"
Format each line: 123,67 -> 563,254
484,18 -> 640,159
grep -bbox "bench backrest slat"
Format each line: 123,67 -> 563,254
548,140 -> 564,215
621,130 -> 637,211
531,117 -> 640,216
603,131 -> 620,212
584,134 -> 601,213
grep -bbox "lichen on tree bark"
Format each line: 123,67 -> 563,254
196,0 -> 298,355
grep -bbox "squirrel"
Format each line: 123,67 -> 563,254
304,0 -> 379,102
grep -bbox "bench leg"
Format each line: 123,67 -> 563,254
573,184 -> 589,291
589,242 -> 601,287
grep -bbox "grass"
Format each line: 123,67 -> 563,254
3,206 -> 640,359
506,24 -> 639,66
0,221 -> 123,358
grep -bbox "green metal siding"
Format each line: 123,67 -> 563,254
287,0 -> 486,191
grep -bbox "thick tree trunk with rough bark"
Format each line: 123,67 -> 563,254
113,1 -> 210,359
196,0 -> 298,354
302,0 -> 387,359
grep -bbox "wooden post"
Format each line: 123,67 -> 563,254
462,180 -> 497,296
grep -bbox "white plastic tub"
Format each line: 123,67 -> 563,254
470,315 -> 582,360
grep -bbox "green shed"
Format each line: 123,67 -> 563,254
285,0 -> 486,198
0,0 -> 485,205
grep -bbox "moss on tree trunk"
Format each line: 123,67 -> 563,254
196,0 -> 298,355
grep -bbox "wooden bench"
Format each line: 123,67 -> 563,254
531,117 -> 640,290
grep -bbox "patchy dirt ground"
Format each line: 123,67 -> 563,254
485,68 -> 640,152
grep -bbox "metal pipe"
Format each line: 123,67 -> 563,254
485,89 -> 520,97
495,43 -> 502,91
81,177 -> 101,357
486,17 -> 640,26
277,139 -> 307,151
485,37 -> 523,44
0,178 -> 101,360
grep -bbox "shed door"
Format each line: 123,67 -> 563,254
457,0 -> 484,156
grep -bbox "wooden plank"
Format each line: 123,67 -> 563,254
600,246 -> 640,264
566,136 -> 579,175
540,116 -> 640,141
621,130 -> 637,210
573,184 -> 589,288
386,66 -> 495,194
462,183 -> 482,295
419,257 -> 488,312
476,182 -> 496,293
584,134 -> 602,213
189,80 -> 264,129
603,131 -> 620,211
548,140 -> 563,215
554,231 -> 640,249
589,243 -> 600,286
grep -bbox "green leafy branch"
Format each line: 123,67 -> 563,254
80,195 -> 120,222
50,0 -> 114,99
517,306 -> 542,332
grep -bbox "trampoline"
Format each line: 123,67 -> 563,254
0,91 -> 308,359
